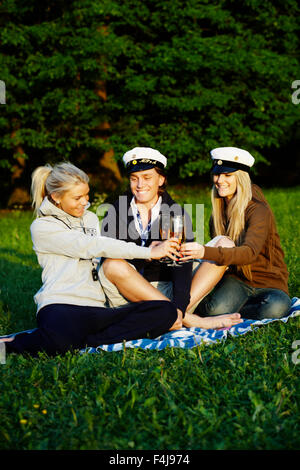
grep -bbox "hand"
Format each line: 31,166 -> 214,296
150,238 -> 180,260
180,242 -> 205,261
169,309 -> 183,331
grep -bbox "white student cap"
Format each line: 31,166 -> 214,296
123,147 -> 167,174
210,147 -> 255,174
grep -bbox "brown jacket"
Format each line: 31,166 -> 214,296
203,195 -> 289,295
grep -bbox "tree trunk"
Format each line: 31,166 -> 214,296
7,133 -> 30,207
93,25 -> 122,190
94,74 -> 122,191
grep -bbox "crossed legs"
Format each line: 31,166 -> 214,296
101,259 -> 182,330
183,236 -> 241,328
102,259 -> 169,304
102,236 -> 242,330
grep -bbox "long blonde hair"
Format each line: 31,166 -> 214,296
211,170 -> 253,280
31,162 -> 89,215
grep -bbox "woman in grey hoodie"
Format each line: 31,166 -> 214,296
0,162 -> 181,356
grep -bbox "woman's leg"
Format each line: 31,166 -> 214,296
3,304 -> 112,356
2,301 -> 178,356
101,259 -> 169,304
183,237 -> 244,329
186,262 -> 228,313
86,300 -> 178,346
100,260 -> 182,330
186,236 -> 235,314
183,266 -> 244,328
182,275 -> 249,328
196,275 -> 251,316
240,288 -> 291,320
101,253 -> 242,331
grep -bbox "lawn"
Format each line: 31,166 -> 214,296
0,185 -> 299,451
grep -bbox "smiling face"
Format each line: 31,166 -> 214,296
129,168 -> 165,208
213,172 -> 237,201
51,182 -> 90,217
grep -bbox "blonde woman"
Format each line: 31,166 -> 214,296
0,162 -> 182,356
181,147 -> 291,326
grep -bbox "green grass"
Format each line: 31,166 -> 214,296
0,186 -> 299,450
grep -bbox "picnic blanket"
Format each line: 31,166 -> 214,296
2,297 -> 299,353
83,296 -> 300,353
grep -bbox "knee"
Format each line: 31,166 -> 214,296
197,296 -> 232,316
214,236 -> 235,248
205,302 -> 230,316
102,259 -> 131,281
260,294 -> 291,319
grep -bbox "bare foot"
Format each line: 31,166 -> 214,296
0,336 -> 15,343
183,313 -> 242,329
169,309 -> 183,331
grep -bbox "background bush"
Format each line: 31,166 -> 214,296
0,0 -> 300,206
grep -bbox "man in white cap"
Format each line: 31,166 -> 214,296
122,146 -> 167,174
99,147 -> 194,328
99,147 -> 250,330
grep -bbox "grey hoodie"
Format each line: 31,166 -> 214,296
31,197 -> 151,312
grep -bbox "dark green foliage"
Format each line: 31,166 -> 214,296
0,0 -> 300,203
105,0 -> 300,176
0,0 -> 110,201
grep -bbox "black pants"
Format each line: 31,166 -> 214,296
5,301 -> 177,356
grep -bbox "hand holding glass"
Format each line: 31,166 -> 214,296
169,215 -> 185,266
159,214 -> 185,266
159,214 -> 172,263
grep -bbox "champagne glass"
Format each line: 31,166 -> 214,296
159,213 -> 171,263
173,214 -> 192,264
168,214 -> 185,267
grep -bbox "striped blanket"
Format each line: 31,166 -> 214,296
2,298 -> 299,354
83,296 -> 300,353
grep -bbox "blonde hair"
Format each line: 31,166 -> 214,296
211,170 -> 253,280
31,162 -> 89,214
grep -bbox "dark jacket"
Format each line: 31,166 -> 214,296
101,190 -> 194,313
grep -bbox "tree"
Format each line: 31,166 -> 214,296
0,0 -> 299,206
104,0 -> 300,177
0,0 -> 120,206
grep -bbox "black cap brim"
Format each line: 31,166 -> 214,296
126,163 -> 156,174
211,160 -> 251,174
211,165 -> 239,175
126,160 -> 165,174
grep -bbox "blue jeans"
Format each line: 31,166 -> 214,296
197,275 -> 291,320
